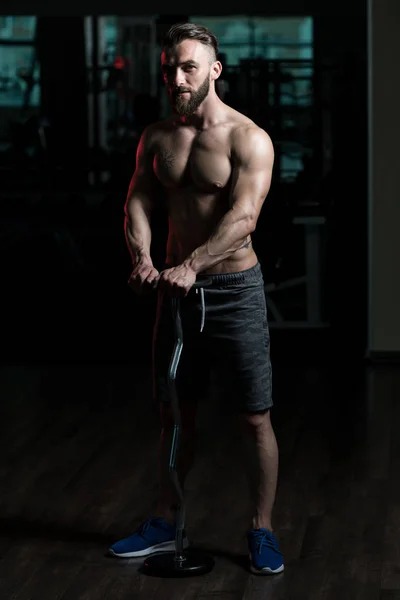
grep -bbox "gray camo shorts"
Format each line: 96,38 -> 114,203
152,262 -> 273,414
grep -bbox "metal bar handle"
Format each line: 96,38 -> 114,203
167,277 -> 213,558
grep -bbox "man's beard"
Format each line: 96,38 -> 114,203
170,75 -> 210,117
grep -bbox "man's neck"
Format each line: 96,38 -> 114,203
178,95 -> 224,130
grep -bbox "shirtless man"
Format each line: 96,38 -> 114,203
109,23 -> 284,575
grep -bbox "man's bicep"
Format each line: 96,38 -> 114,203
230,127 -> 274,220
125,129 -> 159,216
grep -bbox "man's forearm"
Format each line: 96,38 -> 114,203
182,206 -> 255,274
124,212 -> 153,266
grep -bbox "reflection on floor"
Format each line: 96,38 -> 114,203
0,360 -> 398,599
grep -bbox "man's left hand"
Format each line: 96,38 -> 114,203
157,264 -> 197,297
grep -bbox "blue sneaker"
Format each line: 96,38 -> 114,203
247,528 -> 284,574
108,517 -> 189,558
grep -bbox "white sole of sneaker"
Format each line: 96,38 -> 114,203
250,563 -> 284,575
109,537 -> 190,559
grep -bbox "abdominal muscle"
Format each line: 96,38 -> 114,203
164,189 -> 258,275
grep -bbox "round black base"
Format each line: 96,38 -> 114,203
141,549 -> 215,578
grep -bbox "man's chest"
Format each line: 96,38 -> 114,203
153,130 -> 232,192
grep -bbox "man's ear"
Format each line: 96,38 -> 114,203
211,60 -> 222,81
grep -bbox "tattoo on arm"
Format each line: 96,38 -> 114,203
160,150 -> 176,170
237,236 -> 252,251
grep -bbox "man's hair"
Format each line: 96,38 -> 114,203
162,23 -> 219,62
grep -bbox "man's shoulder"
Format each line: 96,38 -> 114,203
137,119 -> 173,156
229,118 -> 273,160
225,106 -> 272,146
144,117 -> 174,137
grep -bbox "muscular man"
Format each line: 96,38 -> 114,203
109,23 -> 284,575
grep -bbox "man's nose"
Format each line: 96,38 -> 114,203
173,68 -> 185,88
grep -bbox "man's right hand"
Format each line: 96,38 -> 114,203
128,262 -> 160,295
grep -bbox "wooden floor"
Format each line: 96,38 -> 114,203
0,361 -> 399,599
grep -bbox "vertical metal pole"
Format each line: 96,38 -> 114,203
168,297 -> 186,562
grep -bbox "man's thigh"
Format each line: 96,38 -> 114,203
205,281 -> 273,414
152,292 -> 211,406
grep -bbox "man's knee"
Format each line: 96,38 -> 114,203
240,408 -> 272,432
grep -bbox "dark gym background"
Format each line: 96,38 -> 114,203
0,9 -> 367,365
1,3 -> 399,600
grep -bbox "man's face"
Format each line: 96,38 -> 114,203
161,39 -> 213,117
